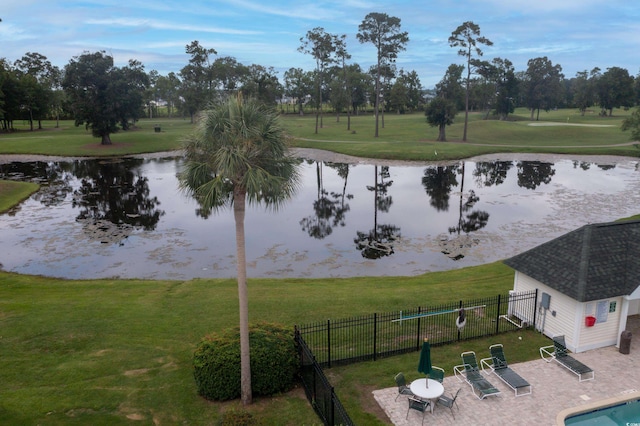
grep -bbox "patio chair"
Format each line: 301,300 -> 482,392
453,351 -> 501,400
406,396 -> 430,425
429,366 -> 445,383
480,344 -> 532,396
437,387 -> 461,419
394,372 -> 413,401
539,335 -> 595,382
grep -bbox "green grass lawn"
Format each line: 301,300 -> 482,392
1,107 -> 638,160
0,180 -> 39,213
0,118 -> 191,156
0,263 -> 520,425
286,107 -> 640,161
1,108 -> 638,424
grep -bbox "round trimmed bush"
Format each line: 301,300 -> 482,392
193,322 -> 299,401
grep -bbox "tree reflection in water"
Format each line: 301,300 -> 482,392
299,161 -> 353,239
516,161 -> 556,189
70,158 -> 164,244
1,156 -> 636,280
354,165 -> 400,259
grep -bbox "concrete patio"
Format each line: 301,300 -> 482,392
373,316 -> 640,425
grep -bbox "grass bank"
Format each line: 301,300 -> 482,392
1,108 -> 638,160
0,118 -> 191,157
0,180 -> 39,213
287,107 -> 640,161
0,262 -> 519,425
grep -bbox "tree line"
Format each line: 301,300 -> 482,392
1,14 -> 639,142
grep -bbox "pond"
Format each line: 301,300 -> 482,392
1,153 -> 639,280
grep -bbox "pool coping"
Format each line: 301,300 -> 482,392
556,389 -> 640,425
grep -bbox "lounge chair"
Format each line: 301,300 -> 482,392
480,344 -> 532,396
453,351 -> 501,400
394,372 -> 414,401
429,366 -> 445,383
539,335 -> 595,382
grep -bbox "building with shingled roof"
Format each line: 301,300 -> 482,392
503,219 -> 640,353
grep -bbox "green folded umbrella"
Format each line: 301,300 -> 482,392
418,338 -> 432,378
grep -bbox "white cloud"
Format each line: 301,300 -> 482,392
85,18 -> 262,35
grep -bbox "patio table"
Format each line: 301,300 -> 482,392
410,378 -> 444,414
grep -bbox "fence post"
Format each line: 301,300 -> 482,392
327,319 -> 331,368
496,294 -> 502,334
330,386 -> 335,426
373,313 -> 377,361
533,288 -> 539,331
416,306 -> 421,350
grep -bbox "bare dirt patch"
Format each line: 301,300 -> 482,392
124,368 -> 150,377
125,413 -> 145,421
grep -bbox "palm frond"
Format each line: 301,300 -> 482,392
178,94 -> 301,213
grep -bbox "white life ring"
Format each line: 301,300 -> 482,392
456,308 -> 467,330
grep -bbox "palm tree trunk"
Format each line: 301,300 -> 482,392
234,187 -> 252,406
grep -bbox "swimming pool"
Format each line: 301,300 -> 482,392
560,392 -> 640,425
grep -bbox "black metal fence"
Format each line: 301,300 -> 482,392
294,290 -> 537,425
297,290 -> 538,368
296,331 -> 354,426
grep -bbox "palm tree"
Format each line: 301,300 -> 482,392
178,94 -> 300,405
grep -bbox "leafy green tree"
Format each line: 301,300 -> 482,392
0,61 -> 6,123
398,69 -> 423,112
240,64 -> 282,106
369,62 -> 396,127
155,72 -> 181,117
116,59 -> 149,128
389,78 -> 408,114
63,51 -> 145,145
572,68 -> 599,116
346,63 -> 371,115
331,34 -> 352,128
14,52 -> 59,130
145,69 -> 159,118
436,64 -> 465,110
283,67 -> 313,115
522,56 -> 564,120
448,21 -> 493,141
621,107 -> 640,141
635,70 -> 640,106
179,40 -> 217,123
211,56 -> 249,95
178,94 -> 300,406
0,59 -> 21,130
17,74 -> 43,130
425,97 -> 457,141
328,71 -> 350,120
597,66 -> 635,116
357,12 -> 409,137
299,27 -> 337,133
475,58 -> 518,120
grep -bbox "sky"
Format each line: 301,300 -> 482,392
1,0 -> 639,88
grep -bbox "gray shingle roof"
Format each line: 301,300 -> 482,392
503,220 -> 640,302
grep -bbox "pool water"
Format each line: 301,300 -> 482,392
565,399 -> 640,425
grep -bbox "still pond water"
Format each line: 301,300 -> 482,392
1,154 -> 639,280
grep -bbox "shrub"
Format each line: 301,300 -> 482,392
193,322 -> 299,401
